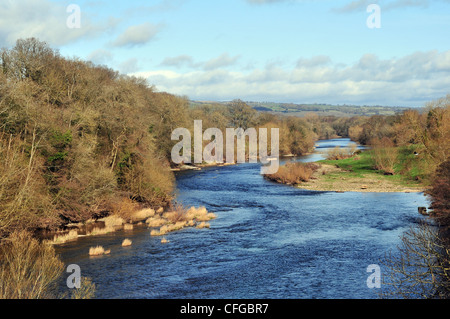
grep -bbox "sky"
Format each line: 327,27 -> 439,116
1,0 -> 450,106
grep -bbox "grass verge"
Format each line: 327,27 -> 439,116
316,147 -> 426,190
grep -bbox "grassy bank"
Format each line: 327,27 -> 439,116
320,146 -> 427,183
264,146 -> 426,192
303,146 -> 426,192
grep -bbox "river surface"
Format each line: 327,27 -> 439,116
56,138 -> 430,299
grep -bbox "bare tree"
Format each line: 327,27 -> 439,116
380,222 -> 450,299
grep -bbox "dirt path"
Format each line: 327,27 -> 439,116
297,164 -> 424,193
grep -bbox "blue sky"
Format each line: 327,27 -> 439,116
1,0 -> 450,106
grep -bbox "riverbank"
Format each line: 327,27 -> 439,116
170,153 -> 311,172
171,162 -> 236,171
297,163 -> 424,193
45,206 -> 216,246
265,145 -> 426,193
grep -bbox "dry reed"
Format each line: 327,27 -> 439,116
88,246 -> 110,256
131,208 -> 155,222
102,215 -> 124,228
123,223 -> 133,231
88,226 -> 115,236
51,230 -> 78,245
146,217 -> 167,228
196,222 -> 210,229
122,239 -> 132,247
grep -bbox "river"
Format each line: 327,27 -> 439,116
55,138 -> 430,299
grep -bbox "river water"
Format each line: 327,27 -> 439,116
56,138 -> 430,299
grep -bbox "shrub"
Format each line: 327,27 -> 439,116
70,277 -> 96,299
326,145 -> 356,160
0,133 -> 58,238
264,162 -> 319,185
109,198 -> 138,221
371,137 -> 398,175
381,223 -> 450,299
0,230 -> 96,299
0,231 -> 63,299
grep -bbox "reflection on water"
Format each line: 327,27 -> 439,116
56,138 -> 429,299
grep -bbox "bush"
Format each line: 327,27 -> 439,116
0,133 -> 58,237
381,223 -> 450,299
70,277 -> 96,299
371,137 -> 398,175
264,162 -> 319,185
0,231 -> 95,299
0,231 -> 63,299
326,145 -> 357,160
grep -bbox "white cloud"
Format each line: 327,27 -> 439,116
203,53 -> 240,70
132,51 -> 450,106
111,23 -> 162,47
296,55 -> 332,68
0,0 -> 116,47
159,53 -> 240,70
160,55 -> 196,68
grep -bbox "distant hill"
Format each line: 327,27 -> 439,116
246,102 -> 413,117
190,100 -> 415,117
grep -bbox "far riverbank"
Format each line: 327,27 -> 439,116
267,140 -> 426,193
297,163 -> 424,193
